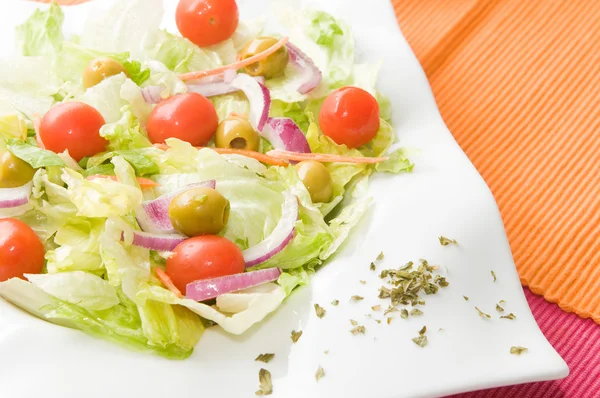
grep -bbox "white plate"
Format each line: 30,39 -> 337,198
0,1 -> 568,397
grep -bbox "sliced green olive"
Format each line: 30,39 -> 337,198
82,57 -> 128,89
0,150 -> 35,189
241,36 -> 289,79
214,115 -> 260,151
295,160 -> 333,203
168,187 -> 230,237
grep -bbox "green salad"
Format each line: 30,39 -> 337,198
0,0 -> 412,359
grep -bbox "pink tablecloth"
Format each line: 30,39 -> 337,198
449,289 -> 600,397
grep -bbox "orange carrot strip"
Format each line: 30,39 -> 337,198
155,268 -> 182,298
179,37 -> 290,81
153,144 -> 289,167
86,175 -> 159,189
265,150 -> 389,164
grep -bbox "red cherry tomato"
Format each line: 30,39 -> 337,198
39,102 -> 107,161
166,235 -> 245,293
176,0 -> 239,47
147,93 -> 219,146
319,87 -> 380,149
0,219 -> 44,282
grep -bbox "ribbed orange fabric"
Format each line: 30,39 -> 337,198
35,0 -> 600,323
394,0 -> 600,323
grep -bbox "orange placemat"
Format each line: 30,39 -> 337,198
32,0 -> 600,323
393,0 -> 600,323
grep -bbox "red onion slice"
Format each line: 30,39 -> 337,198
186,267 -> 282,302
262,118 -> 311,154
132,230 -> 186,252
0,181 -> 32,209
231,73 -> 271,131
141,85 -> 165,104
223,69 -> 237,84
187,81 -> 241,98
243,190 -> 298,267
186,76 -> 266,98
135,180 -> 216,234
286,42 -> 323,94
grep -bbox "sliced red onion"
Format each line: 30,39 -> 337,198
187,81 -> 241,98
262,117 -> 311,154
286,42 -> 323,94
243,190 -> 298,267
135,180 -> 216,234
186,267 -> 282,302
223,69 -> 237,84
0,181 -> 32,209
141,85 -> 165,104
132,230 -> 186,252
231,73 -> 271,131
186,76 -> 267,99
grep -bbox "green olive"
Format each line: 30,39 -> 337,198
82,57 -> 128,89
168,187 -> 230,237
214,116 -> 260,151
295,160 -> 333,203
0,150 -> 35,188
241,36 -> 289,79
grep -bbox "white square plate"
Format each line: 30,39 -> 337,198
0,1 -> 568,397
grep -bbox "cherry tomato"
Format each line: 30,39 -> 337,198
319,87 -> 380,149
147,93 -> 218,146
39,102 -> 107,161
176,0 -> 239,47
166,235 -> 245,293
0,219 -> 44,282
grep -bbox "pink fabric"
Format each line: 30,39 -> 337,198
448,289 -> 600,398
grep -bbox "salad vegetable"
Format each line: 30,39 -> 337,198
0,0 -> 413,359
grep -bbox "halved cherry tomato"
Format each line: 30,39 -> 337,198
147,93 -> 218,147
39,102 -> 107,161
176,0 -> 239,47
319,87 -> 380,149
0,219 -> 44,282
166,235 -> 245,293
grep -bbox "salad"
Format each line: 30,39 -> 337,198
0,0 -> 412,359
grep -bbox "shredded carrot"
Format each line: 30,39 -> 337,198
179,37 -> 290,81
86,175 -> 159,189
155,268 -> 182,298
32,114 -> 45,149
265,150 -> 389,164
153,144 -> 289,167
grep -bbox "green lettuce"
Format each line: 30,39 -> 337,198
0,278 -> 203,359
16,2 -> 64,57
6,138 -> 65,168
148,31 -> 221,73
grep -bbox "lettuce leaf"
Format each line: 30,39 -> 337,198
15,3 -> 64,57
6,138 -> 65,168
0,278 -> 202,359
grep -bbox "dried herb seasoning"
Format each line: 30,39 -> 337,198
501,313 -> 516,320
475,307 -> 492,319
315,366 -> 325,382
314,304 -> 326,319
255,368 -> 273,396
439,236 -> 458,246
255,353 -> 275,363
350,295 -> 364,301
496,303 -> 505,313
371,305 -> 381,312
491,270 -> 497,282
370,262 -> 376,271
291,330 -> 303,343
331,299 -> 339,306
359,280 -> 366,285
510,346 -> 528,355
384,305 -> 398,315
350,325 -> 366,335
400,308 -> 409,319
410,308 -> 423,316
463,296 -> 469,301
